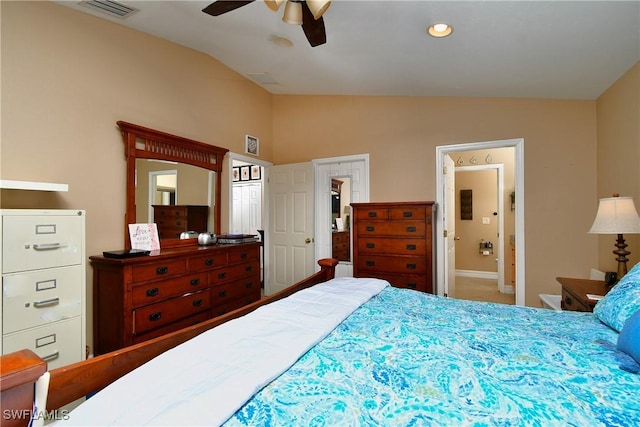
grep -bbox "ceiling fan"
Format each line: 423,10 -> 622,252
202,0 -> 331,47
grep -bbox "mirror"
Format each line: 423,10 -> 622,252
118,121 -> 228,249
331,177 -> 351,262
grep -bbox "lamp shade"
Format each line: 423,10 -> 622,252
306,0 -> 331,20
282,1 -> 302,25
589,196 -> 640,234
265,0 -> 285,12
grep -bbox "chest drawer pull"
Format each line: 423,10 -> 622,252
564,296 -> 572,306
156,266 -> 169,275
406,226 -> 417,233
406,263 -> 417,270
407,283 -> 417,289
245,265 -> 252,272
205,258 -> 215,266
367,212 -> 378,218
190,278 -> 200,286
366,260 -> 375,267
366,226 -> 375,232
245,282 -> 253,288
42,351 -> 60,362
366,243 -> 375,249
176,221 -> 182,226
240,252 -> 248,259
149,312 -> 162,322
218,272 -> 227,279
146,288 -> 159,297
33,243 -> 66,250
192,299 -> 203,307
403,212 -> 413,217
33,297 -> 60,308
406,244 -> 417,251
218,290 -> 227,297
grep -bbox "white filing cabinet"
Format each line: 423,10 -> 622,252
0,209 -> 86,369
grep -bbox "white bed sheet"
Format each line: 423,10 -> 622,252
54,277 -> 388,426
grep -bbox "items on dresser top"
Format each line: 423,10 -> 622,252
1,209 -> 86,369
91,242 -> 261,355
351,202 -> 436,293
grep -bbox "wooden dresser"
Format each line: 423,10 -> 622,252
90,242 -> 260,355
351,202 -> 436,293
332,231 -> 350,261
153,205 -> 209,239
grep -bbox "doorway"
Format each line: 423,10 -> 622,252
436,139 -> 525,306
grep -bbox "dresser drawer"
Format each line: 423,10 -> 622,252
354,207 -> 389,220
228,246 -> 260,263
357,271 -> 430,292
3,266 -> 83,333
389,206 -> 426,221
131,258 -> 187,282
561,289 -> 591,312
2,317 -> 83,369
209,260 -> 259,283
355,222 -> 426,237
211,276 -> 261,305
356,255 -> 427,275
2,215 -> 84,273
131,274 -> 208,307
212,293 -> 261,318
133,289 -> 211,335
189,252 -> 229,273
133,311 -> 210,344
154,206 -> 187,219
356,237 -> 427,256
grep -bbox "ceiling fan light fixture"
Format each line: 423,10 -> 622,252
306,0 -> 331,20
264,0 -> 285,12
428,22 -> 453,38
282,0 -> 303,25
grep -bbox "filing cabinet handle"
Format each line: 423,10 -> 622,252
192,299 -> 203,307
366,260 -> 375,267
407,263 -> 417,269
149,312 -> 162,322
34,297 -> 60,308
366,226 -> 375,232
42,351 -> 60,362
366,243 -> 375,249
407,283 -> 417,289
33,243 -> 65,251
205,258 -> 215,266
218,290 -> 227,297
190,278 -> 200,286
156,266 -> 169,275
240,252 -> 248,259
403,211 -> 413,218
218,272 -> 227,279
367,212 -> 378,218
146,288 -> 159,297
406,226 -> 417,233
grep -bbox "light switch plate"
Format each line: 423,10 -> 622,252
482,217 -> 490,224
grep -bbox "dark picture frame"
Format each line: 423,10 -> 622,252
250,165 -> 261,180
240,165 -> 250,181
232,167 -> 240,182
460,189 -> 473,220
245,135 -> 259,156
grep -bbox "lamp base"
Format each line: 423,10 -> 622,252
613,233 -> 630,281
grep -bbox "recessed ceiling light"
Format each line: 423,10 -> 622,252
428,23 -> 453,38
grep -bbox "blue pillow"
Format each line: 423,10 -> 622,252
618,309 -> 640,363
593,262 -> 640,332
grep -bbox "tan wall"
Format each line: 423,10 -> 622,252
595,62 -> 640,273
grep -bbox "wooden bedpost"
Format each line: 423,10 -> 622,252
0,350 -> 47,427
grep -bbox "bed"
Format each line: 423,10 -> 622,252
2,258 -> 640,426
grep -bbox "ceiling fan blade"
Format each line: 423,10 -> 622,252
202,0 -> 255,17
301,1 -> 327,47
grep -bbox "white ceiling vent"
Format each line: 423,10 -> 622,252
78,0 -> 139,19
247,73 -> 279,85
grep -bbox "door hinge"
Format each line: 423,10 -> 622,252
443,230 -> 448,237
443,166 -> 448,174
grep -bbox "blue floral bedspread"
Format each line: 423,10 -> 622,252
225,286 -> 640,426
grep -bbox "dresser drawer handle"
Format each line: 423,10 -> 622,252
245,282 -> 253,288
407,283 -> 417,289
205,258 -> 215,266
42,351 -> 60,362
366,260 -> 375,267
367,212 -> 378,218
192,299 -> 203,307
366,243 -> 375,249
366,226 -> 375,232
240,252 -> 248,259
218,272 -> 227,279
33,297 -> 60,308
176,221 -> 182,226
403,211 -> 413,218
190,278 -> 200,286
33,243 -> 65,251
406,244 -> 417,251
564,296 -> 572,306
245,265 -> 252,272
406,263 -> 417,270
406,226 -> 417,233
156,266 -> 169,275
218,290 -> 227,297
146,288 -> 159,297
149,312 -> 162,321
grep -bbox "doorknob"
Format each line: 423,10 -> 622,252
305,237 -> 312,244
454,236 -> 461,240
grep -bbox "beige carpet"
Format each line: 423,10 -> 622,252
454,276 -> 515,305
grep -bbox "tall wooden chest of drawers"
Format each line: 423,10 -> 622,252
0,209 -> 86,369
351,202 -> 436,293
153,205 -> 209,239
332,231 -> 350,261
90,242 -> 261,355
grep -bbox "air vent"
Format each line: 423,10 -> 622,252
78,0 -> 139,19
247,73 -> 279,85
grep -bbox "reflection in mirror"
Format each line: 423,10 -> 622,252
331,177 -> 351,262
136,159 -> 215,239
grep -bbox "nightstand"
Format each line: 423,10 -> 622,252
556,277 -> 609,312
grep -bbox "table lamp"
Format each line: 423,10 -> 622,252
589,194 -> 640,281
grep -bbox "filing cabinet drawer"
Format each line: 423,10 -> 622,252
131,274 -> 207,307
2,317 -> 83,370
3,265 -> 83,333
2,214 -> 84,273
133,289 -> 211,335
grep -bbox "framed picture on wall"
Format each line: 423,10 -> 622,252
240,165 -> 250,181
245,135 -> 259,156
232,167 -> 240,182
250,165 -> 261,180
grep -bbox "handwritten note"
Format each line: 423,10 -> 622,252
128,223 -> 160,251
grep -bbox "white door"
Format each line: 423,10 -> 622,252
267,162 -> 315,294
443,154 -> 456,297
231,183 -> 262,235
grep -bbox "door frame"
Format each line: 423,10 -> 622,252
436,138 -> 525,306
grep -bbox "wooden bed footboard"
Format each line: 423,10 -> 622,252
0,258 -> 338,426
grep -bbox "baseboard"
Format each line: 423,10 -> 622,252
456,269 -> 498,280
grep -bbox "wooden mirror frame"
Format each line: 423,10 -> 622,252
118,121 -> 229,249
